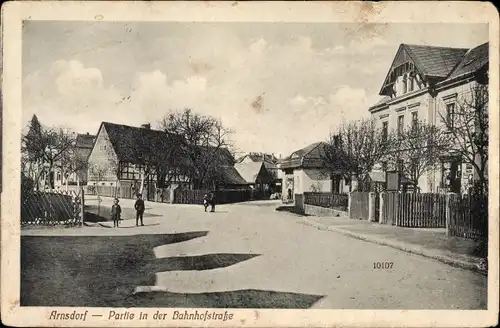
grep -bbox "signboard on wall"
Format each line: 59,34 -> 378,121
386,171 -> 400,191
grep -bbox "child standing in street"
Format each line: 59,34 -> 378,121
203,193 -> 209,212
111,198 -> 122,228
134,193 -> 145,226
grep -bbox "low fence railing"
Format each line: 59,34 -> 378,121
21,189 -> 83,226
303,192 -> 348,211
172,189 -> 263,205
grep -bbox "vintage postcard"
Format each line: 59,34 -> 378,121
1,1 -> 499,327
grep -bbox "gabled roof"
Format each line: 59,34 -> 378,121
403,44 -> 468,78
219,165 -> 248,185
236,153 -> 279,165
233,162 -> 264,183
76,133 -> 96,149
98,122 -> 235,167
379,44 -> 468,96
447,42 -> 489,79
101,122 -> 177,164
280,142 -> 328,170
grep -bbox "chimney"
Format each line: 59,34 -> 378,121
86,132 -> 89,135
141,123 -> 151,129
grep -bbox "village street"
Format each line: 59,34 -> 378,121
21,198 -> 486,309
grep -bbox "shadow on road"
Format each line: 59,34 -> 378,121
275,205 -> 308,216
151,253 -> 260,271
22,232 -> 321,308
129,289 -> 324,308
21,231 -> 209,306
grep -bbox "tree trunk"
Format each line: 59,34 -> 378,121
139,173 -> 145,195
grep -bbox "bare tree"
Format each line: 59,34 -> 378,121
439,83 -> 488,196
385,120 -> 450,192
21,115 -> 76,189
58,144 -> 89,189
322,118 -> 390,191
159,108 -> 235,189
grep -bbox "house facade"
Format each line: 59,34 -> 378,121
279,142 -> 350,203
87,122 -> 240,200
369,42 -> 489,194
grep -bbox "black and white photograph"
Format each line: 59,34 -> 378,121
1,1 -> 499,327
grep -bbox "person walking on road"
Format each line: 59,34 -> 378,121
209,191 -> 216,213
111,198 -> 122,228
135,193 -> 145,226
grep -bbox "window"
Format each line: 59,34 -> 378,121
411,111 -> 418,131
402,75 -> 407,94
397,115 -> 405,136
56,172 -> 61,181
382,121 -> 388,142
446,103 -> 455,130
408,76 -> 414,92
99,144 -> 107,151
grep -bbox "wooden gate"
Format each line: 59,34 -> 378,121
381,192 -> 398,225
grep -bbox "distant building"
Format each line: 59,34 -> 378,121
236,152 -> 283,193
369,42 -> 489,193
234,161 -> 275,195
53,132 -> 96,188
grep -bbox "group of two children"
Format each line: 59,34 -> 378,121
110,193 -> 145,228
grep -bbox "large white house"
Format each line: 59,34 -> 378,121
369,42 -> 489,193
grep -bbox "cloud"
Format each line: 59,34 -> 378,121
22,33 -> 384,155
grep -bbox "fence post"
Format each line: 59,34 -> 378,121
368,192 -> 376,222
170,189 -> 175,204
379,192 -> 385,224
80,187 -> 85,226
445,192 -> 452,236
348,192 -> 352,218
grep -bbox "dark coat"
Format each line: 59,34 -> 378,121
134,199 -> 145,213
111,204 -> 122,220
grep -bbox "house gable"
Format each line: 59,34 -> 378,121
378,44 -> 468,98
87,124 -> 119,182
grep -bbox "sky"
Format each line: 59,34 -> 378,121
22,21 -> 488,157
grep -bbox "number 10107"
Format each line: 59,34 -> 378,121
373,262 -> 393,269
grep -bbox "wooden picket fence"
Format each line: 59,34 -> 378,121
381,192 -> 446,227
21,189 -> 83,226
395,193 -> 446,228
303,192 -> 348,211
350,192 -> 370,220
448,194 -> 488,241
